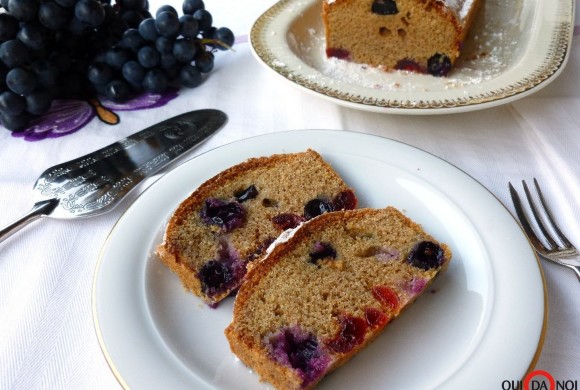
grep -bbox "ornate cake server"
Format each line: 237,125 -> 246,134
0,109 -> 227,243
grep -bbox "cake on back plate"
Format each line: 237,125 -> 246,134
225,207 -> 452,390
157,149 -> 357,306
322,0 -> 482,76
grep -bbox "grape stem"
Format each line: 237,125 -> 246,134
199,39 -> 235,52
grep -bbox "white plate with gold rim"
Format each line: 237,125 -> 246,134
93,130 -> 546,389
249,0 -> 574,114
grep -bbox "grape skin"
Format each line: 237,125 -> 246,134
39,2 -> 70,30
155,11 -> 180,38
7,0 -> 39,22
182,0 -> 205,15
0,40 -> 32,68
6,68 -> 37,95
0,91 -> 26,115
75,0 -> 106,27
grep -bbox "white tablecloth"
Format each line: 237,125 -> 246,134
1,0 -> 578,388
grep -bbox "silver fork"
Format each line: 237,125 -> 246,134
509,178 -> 580,282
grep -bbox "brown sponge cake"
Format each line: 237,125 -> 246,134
156,150 -> 357,306
225,207 -> 451,390
323,0 -> 482,76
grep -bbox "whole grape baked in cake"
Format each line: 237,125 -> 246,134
322,0 -> 482,76
225,207 -> 452,390
156,150 -> 357,306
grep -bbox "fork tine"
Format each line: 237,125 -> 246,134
508,182 -> 549,253
522,180 -> 560,250
532,178 -> 575,250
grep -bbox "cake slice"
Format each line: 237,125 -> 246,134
156,150 -> 357,306
323,0 -> 482,76
225,207 -> 451,390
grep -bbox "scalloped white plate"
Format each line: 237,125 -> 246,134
94,130 -> 546,389
250,0 -> 574,114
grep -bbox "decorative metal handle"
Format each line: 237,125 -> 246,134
0,199 -> 59,244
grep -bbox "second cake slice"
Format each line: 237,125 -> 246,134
225,207 -> 452,389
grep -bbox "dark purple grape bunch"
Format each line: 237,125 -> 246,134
0,0 -> 140,131
0,0 -> 234,132
87,0 -> 235,103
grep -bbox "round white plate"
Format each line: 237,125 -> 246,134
250,0 -> 573,114
93,130 -> 546,389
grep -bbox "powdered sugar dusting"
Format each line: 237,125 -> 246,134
289,0 -> 522,93
443,0 -> 477,22
264,223 -> 303,257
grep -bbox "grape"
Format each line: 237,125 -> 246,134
6,67 -> 37,95
16,23 -> 48,50
105,79 -> 132,101
159,53 -> 177,70
137,45 -> 159,68
122,60 -> 145,84
87,62 -> 113,85
105,47 -> 131,69
138,18 -> 157,41
122,10 -> 147,28
155,36 -> 173,54
0,91 -> 26,116
214,27 -> 234,49
0,111 -> 31,131
7,0 -> 39,22
0,13 -> 19,41
121,28 -> 144,51
182,0 -> 204,15
75,0 -> 106,27
155,11 -> 180,37
31,60 -> 59,87
162,61 -> 179,80
193,9 -> 212,32
156,5 -> 178,17
142,68 -> 167,93
202,26 -> 216,40
179,64 -> 201,88
38,2 -> 70,30
195,50 -> 213,73
172,38 -> 196,62
179,15 -> 199,38
25,89 -> 52,115
0,40 -> 32,68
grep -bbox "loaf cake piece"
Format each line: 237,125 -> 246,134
322,0 -> 482,76
156,150 -> 357,306
225,207 -> 452,390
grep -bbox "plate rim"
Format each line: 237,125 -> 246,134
92,130 -> 548,389
249,0 -> 574,114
